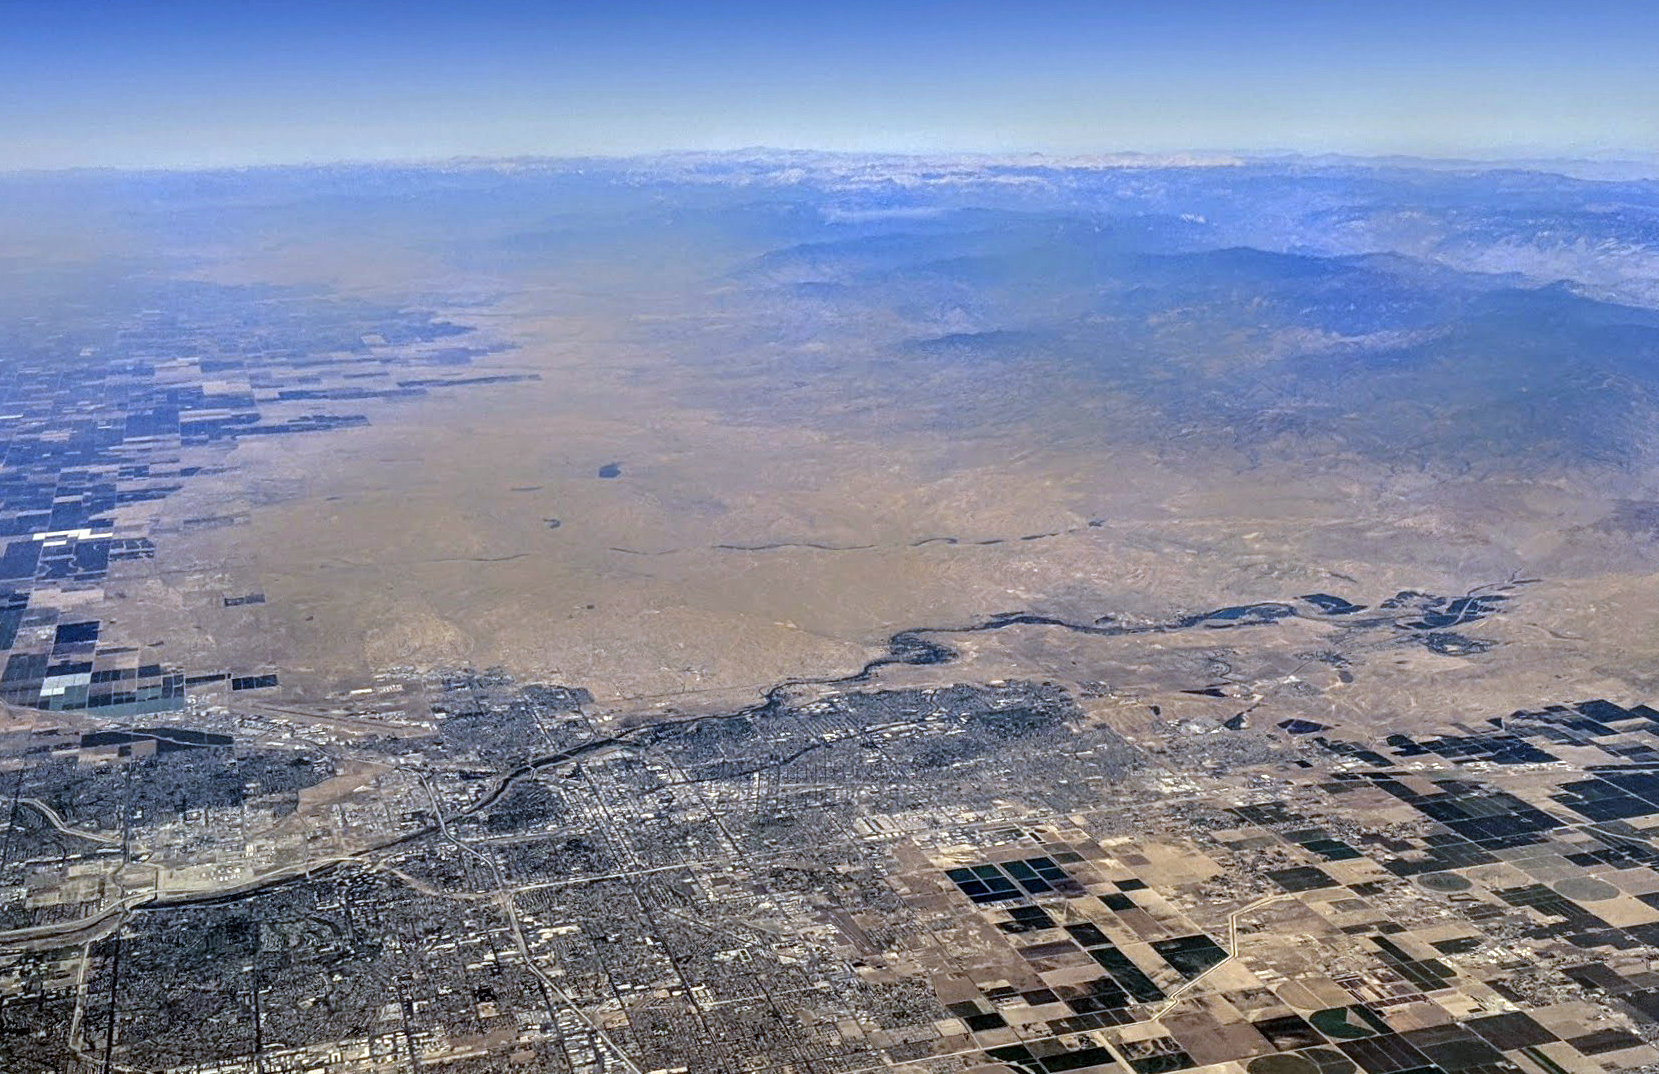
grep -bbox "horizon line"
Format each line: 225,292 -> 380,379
5,145 -> 1659,181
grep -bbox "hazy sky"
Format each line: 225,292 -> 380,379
4,0 -> 1657,169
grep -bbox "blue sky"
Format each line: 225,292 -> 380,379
2,0 -> 1656,169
